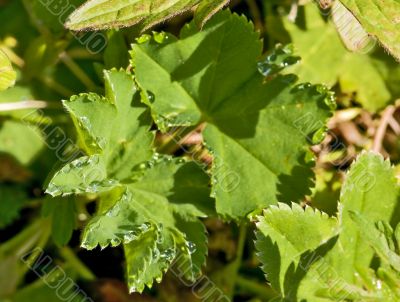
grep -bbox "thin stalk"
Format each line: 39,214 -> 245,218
246,0 -> 264,33
40,76 -> 74,97
60,247 -> 96,281
372,105 -> 396,153
0,46 -> 24,68
0,100 -> 48,112
227,223 -> 247,299
157,125 -> 198,155
59,52 -> 97,91
236,275 -> 279,300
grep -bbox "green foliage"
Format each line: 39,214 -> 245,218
338,0 -> 400,61
284,4 -> 400,112
65,0 -> 203,31
46,69 -> 212,292
0,185 -> 26,228
256,153 -> 400,301
42,197 -> 76,246
1,1 -> 400,301
131,11 -> 334,219
0,50 -> 16,91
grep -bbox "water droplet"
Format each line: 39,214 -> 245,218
153,32 -> 167,44
311,127 -> 327,144
160,248 -> 175,262
129,285 -> 137,293
257,44 -> 300,77
110,237 -> 121,246
46,184 -> 62,197
324,92 -> 336,110
136,35 -> 151,44
140,222 -> 152,232
95,137 -> 107,149
123,231 -> 138,243
80,116 -> 91,130
146,91 -> 155,103
80,240 -> 91,250
107,205 -> 121,217
186,241 -> 197,254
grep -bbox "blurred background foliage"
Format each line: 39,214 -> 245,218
0,0 -> 399,301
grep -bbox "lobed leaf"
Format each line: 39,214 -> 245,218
255,202 -> 339,294
79,155 -> 212,291
65,0 -> 202,31
132,10 -> 334,219
255,152 -> 400,301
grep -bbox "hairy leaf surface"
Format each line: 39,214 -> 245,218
339,0 -> 400,61
65,0 -> 202,31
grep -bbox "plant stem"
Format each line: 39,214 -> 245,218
246,0 -> 264,33
59,52 -> 97,91
372,105 -> 396,153
157,125 -> 198,154
236,275 -> 278,300
0,46 -> 24,68
60,247 -> 96,281
40,76 -> 74,97
0,100 -> 48,111
227,223 -> 247,299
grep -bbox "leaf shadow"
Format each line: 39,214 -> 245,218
283,236 -> 338,301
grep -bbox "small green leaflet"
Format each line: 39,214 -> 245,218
255,203 -> 339,295
194,0 -> 230,28
255,152 -> 400,301
349,211 -> 400,272
284,4 -> 400,112
65,0 -> 202,31
0,50 -> 16,91
131,10 -> 334,219
338,0 -> 400,61
42,197 -> 76,246
0,185 -> 26,228
46,69 -> 213,292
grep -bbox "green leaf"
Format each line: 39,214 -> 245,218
131,10 -> 333,219
0,185 -> 26,228
42,197 -> 76,246
331,0 -> 375,53
47,69 -> 154,197
255,153 -> 400,301
104,30 -> 129,69
338,0 -> 400,61
0,49 -> 16,91
194,0 -> 230,28
79,155 -> 212,291
0,120 -> 44,165
65,0 -> 202,31
81,188 -> 143,249
328,152 -> 399,284
284,4 -> 400,112
255,202 -> 339,294
47,65 -> 212,292
124,224 -> 175,293
349,211 -> 400,272
45,155 -> 116,197
297,152 -> 400,301
63,70 -> 154,175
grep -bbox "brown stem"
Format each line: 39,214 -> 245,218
372,105 -> 396,153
